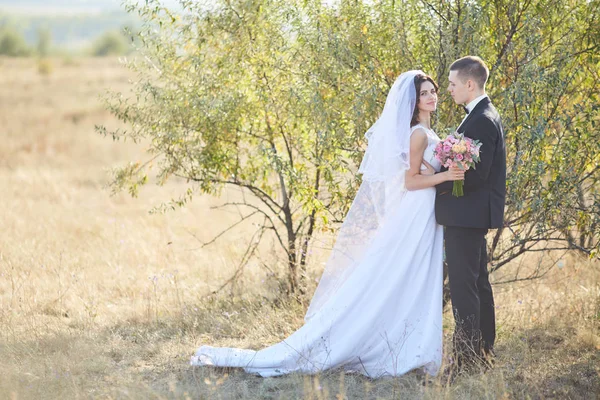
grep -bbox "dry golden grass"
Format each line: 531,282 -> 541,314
0,57 -> 598,399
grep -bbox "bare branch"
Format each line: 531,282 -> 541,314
205,222 -> 267,297
419,0 -> 449,23
185,210 -> 260,250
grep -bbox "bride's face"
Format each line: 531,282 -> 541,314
418,81 -> 438,112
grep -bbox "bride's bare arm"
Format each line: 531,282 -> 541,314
405,128 -> 463,191
421,160 -> 436,176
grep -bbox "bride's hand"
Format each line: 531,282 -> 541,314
421,161 -> 436,176
445,165 -> 465,181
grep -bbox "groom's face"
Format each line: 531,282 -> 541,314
447,70 -> 469,105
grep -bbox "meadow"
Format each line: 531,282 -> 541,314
0,57 -> 598,399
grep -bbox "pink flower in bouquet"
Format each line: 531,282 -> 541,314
433,132 -> 482,197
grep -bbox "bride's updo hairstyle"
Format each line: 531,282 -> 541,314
411,74 -> 438,127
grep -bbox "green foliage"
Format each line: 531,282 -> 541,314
90,29 -> 131,56
100,0 -> 600,292
0,25 -> 31,56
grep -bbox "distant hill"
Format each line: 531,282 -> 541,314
0,1 -> 184,50
0,12 -> 135,50
0,0 -> 181,15
0,1 -> 166,50
0,0 -> 122,15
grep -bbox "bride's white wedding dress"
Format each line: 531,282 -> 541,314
191,123 -> 444,378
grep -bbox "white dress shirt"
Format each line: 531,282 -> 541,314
459,94 -> 488,128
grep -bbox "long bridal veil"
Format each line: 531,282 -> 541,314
305,70 -> 423,321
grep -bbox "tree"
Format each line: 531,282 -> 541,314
100,0 -> 600,297
91,29 -> 131,56
410,0 -> 600,280
0,26 -> 31,57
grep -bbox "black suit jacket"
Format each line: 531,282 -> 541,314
435,97 -> 506,229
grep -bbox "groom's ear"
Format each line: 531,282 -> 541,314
466,79 -> 476,92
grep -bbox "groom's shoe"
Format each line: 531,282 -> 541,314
480,347 -> 496,371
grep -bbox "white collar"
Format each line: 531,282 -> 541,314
465,94 -> 488,113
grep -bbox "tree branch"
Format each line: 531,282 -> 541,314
185,209 -> 260,250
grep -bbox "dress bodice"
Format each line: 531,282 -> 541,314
411,124 -> 442,172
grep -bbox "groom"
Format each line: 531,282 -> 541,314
435,56 -> 506,371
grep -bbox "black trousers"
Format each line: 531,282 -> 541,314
445,226 -> 496,363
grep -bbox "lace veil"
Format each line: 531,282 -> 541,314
305,70 -> 423,321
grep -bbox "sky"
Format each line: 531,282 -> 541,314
0,0 -> 181,15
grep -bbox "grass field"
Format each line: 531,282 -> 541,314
0,57 -> 598,399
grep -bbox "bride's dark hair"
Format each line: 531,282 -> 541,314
411,74 -> 438,127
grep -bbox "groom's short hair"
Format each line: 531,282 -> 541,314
450,56 -> 489,89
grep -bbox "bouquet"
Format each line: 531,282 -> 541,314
433,132 -> 482,197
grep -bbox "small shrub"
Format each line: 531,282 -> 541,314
0,26 -> 31,57
37,58 -> 53,76
90,30 -> 130,57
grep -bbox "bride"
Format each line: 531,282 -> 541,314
191,70 -> 464,378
